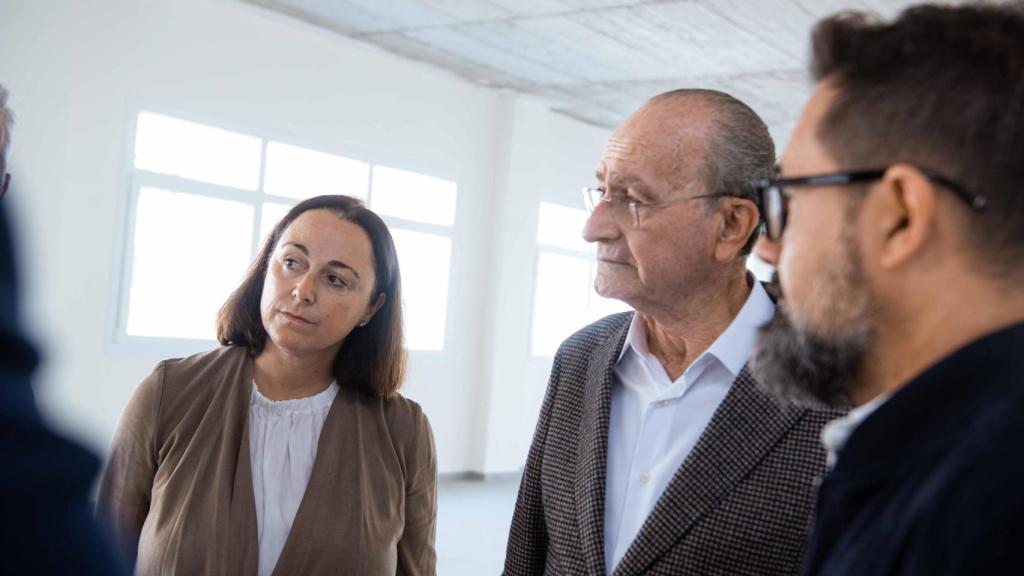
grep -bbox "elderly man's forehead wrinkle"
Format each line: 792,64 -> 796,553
604,135 -> 677,173
603,137 -> 645,160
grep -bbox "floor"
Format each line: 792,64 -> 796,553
436,474 -> 521,575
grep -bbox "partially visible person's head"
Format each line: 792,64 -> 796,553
752,2 -> 1024,408
583,89 -> 773,314
0,82 -> 35,376
0,84 -> 13,199
218,195 -> 405,398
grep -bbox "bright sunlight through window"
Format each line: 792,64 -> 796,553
530,202 -> 631,356
120,111 -> 457,350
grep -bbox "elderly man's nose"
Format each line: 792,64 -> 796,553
582,202 -> 621,243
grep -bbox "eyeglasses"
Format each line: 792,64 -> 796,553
0,173 -> 8,200
751,167 -> 987,241
582,187 -> 732,229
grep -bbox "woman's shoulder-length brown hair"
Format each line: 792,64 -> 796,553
216,195 -> 406,398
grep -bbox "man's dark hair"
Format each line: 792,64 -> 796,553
811,2 -> 1024,276
650,89 -> 775,256
217,195 -> 406,398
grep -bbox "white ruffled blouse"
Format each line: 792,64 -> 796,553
248,381 -> 338,576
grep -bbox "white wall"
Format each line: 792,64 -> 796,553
478,97 -> 609,473
0,0 -> 608,474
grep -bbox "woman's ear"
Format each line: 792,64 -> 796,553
361,293 -> 386,326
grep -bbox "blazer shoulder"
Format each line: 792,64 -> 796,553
556,311 -> 632,358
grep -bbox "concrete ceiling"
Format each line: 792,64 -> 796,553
241,0 -> 932,142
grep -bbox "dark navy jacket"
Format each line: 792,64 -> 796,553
802,322 -> 1024,576
0,203 -> 125,575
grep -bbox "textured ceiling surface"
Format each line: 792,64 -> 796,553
242,0 -> 934,141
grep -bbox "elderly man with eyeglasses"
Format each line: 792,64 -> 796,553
504,89 -> 841,576
751,4 -> 1024,575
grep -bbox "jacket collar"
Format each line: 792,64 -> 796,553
830,321 -> 1024,485
612,367 -> 805,576
573,313 -> 808,576
616,279 -> 774,379
576,314 -> 631,576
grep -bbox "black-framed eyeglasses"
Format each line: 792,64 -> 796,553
751,167 -> 987,241
582,186 -> 735,229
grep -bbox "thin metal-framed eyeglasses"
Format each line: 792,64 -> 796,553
582,187 -> 733,229
751,167 -> 987,241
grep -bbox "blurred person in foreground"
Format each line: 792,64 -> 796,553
505,89 -> 840,576
751,3 -> 1024,575
98,195 -> 437,575
0,83 -> 125,574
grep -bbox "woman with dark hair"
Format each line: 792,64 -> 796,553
98,195 -> 436,576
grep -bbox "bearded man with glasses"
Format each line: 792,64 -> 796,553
751,3 -> 1024,575
505,89 -> 840,576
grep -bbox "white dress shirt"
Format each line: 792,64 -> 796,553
249,381 -> 338,576
821,392 -> 890,469
603,280 -> 775,574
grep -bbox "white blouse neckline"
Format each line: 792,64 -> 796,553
251,381 -> 339,414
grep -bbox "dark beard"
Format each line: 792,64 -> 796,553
751,304 -> 870,410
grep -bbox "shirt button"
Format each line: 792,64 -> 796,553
640,472 -> 651,484
659,400 -> 669,407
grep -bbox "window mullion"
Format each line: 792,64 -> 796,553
134,171 -> 258,204
252,140 -> 269,258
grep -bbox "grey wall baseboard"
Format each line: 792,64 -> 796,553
438,470 -> 523,483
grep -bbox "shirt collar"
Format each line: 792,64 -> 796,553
821,392 -> 891,469
617,276 -> 776,379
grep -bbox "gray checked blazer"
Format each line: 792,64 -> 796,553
504,311 -> 840,576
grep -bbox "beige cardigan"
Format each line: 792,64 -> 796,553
97,346 -> 437,576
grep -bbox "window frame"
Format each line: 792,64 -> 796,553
528,201 -> 630,357
111,104 -> 458,355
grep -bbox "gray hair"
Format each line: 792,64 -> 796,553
0,84 -> 13,158
650,89 -> 775,255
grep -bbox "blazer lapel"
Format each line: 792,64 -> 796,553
576,317 -> 631,576
612,367 -> 806,576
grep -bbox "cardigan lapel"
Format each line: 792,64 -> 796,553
575,318 -> 631,576
611,368 -> 806,576
270,388 -> 348,576
225,352 -> 259,576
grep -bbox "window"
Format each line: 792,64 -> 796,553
530,202 -> 631,356
118,111 -> 456,350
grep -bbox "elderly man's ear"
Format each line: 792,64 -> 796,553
714,198 -> 760,262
